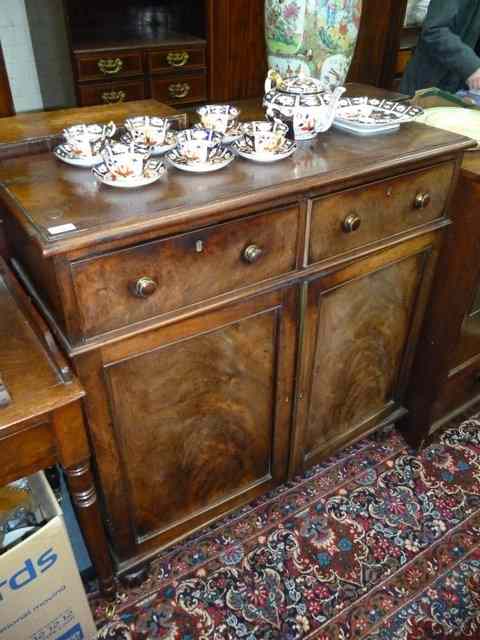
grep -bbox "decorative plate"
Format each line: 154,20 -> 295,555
334,97 -> 423,129
231,137 -> 296,162
120,130 -> 178,155
92,159 -> 165,188
166,146 -> 234,173
54,143 -> 103,168
415,107 -> 480,148
333,120 -> 400,136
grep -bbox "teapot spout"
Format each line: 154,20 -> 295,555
316,85 -> 346,133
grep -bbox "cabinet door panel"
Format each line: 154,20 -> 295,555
296,240 -> 438,471
99,288 -> 296,556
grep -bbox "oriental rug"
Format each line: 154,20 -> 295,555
92,417 -> 480,640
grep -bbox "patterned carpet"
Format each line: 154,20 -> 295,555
91,417 -> 480,639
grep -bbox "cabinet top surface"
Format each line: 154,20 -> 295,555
0,100 -> 178,148
0,121 -> 472,257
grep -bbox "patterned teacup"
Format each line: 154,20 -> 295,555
197,104 -> 240,134
63,121 -> 116,158
176,128 -> 223,164
101,141 -> 151,179
124,116 -> 171,147
242,120 -> 289,155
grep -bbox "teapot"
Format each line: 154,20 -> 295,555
263,70 -> 345,141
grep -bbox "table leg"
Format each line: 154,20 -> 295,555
64,460 -> 116,598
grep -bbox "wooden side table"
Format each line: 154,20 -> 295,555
0,257 -> 115,597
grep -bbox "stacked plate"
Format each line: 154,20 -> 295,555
333,97 -> 423,136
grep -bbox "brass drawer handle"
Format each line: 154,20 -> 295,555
243,244 -> 263,264
168,82 -> 191,99
414,192 -> 431,209
166,51 -> 190,67
342,213 -> 361,233
132,277 -> 157,298
98,58 -> 124,75
101,90 -> 126,104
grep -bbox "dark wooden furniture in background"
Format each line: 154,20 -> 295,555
0,96 -> 470,572
207,0 -> 266,102
403,152 -> 480,447
0,42 -> 14,117
64,0 -> 208,107
63,0 -> 267,107
347,0 -> 408,89
0,257 -> 115,596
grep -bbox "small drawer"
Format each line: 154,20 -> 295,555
150,73 -> 207,105
71,206 -> 300,338
147,46 -> 206,73
432,357 -> 480,421
308,162 -> 455,264
77,79 -> 146,107
75,50 -> 144,82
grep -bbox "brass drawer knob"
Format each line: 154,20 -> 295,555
414,192 -> 431,209
342,213 -> 361,233
101,90 -> 126,104
133,277 -> 157,298
98,58 -> 124,75
168,82 -> 191,99
166,51 -> 190,67
243,244 -> 264,264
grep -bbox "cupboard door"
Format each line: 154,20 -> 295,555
81,288 -> 297,559
293,236 -> 440,472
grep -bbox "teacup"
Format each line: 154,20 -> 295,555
101,141 -> 151,180
197,104 -> 240,134
124,116 -> 171,147
242,120 -> 288,155
63,121 -> 116,158
176,128 -> 223,163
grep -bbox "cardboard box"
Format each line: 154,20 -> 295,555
0,472 -> 97,640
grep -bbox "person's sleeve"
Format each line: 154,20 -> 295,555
421,0 -> 480,80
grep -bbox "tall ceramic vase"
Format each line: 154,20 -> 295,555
265,0 -> 362,88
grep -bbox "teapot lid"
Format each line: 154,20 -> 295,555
278,74 -> 325,96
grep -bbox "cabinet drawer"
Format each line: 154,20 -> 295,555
75,50 -> 144,82
308,163 -> 455,264
433,357 -> 480,421
147,46 -> 206,73
77,79 -> 146,107
150,73 -> 207,105
71,206 -> 300,337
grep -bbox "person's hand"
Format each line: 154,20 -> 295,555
467,68 -> 480,90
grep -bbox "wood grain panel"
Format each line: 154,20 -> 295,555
102,289 -> 296,549
302,252 -> 424,465
309,163 -> 454,264
71,206 -> 300,338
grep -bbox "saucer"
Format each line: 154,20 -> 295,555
54,143 -> 103,168
166,146 -> 234,173
231,137 -> 296,162
92,159 -> 165,188
193,123 -> 242,144
334,97 -> 423,132
120,130 -> 178,155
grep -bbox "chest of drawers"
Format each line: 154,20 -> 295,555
0,105 -> 471,573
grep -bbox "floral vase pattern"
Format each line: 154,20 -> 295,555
265,0 -> 363,88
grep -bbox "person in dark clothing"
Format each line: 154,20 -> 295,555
400,0 -> 480,95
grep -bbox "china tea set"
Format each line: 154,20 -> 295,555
53,70 -> 422,189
